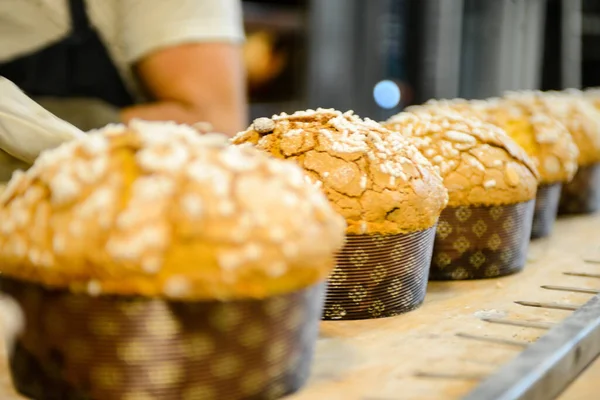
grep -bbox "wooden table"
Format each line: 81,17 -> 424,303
0,214 -> 599,400
287,213 -> 600,400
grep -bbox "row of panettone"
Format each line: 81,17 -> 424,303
0,89 -> 599,399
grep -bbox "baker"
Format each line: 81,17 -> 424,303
0,0 -> 247,136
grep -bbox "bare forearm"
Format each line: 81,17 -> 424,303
121,100 -> 247,136
126,43 -> 249,137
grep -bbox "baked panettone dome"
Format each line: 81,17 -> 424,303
384,111 -> 539,207
584,87 -> 600,109
505,91 -> 600,167
409,98 -> 579,184
0,120 -> 346,300
484,97 -> 578,183
232,108 -> 448,235
407,98 -> 488,120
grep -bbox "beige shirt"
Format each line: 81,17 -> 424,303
0,0 -> 245,99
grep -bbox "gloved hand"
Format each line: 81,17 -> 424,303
0,77 -> 84,169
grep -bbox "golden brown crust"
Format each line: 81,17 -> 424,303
408,98 -> 579,184
384,111 -> 539,207
485,98 -> 578,184
505,91 -> 600,167
0,120 -> 346,300
232,109 -> 448,235
407,98 -> 489,120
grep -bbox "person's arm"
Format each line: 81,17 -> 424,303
121,42 -> 247,136
119,0 -> 247,136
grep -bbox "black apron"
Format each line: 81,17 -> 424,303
0,0 -> 135,130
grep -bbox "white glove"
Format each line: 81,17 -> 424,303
0,77 -> 85,165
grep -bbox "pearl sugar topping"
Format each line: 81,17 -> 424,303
0,119 -> 344,294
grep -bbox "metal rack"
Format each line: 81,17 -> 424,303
413,257 -> 600,400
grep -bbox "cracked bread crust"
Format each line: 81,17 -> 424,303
408,98 -> 579,184
407,98 -> 489,120
584,88 -> 600,110
232,109 -> 448,235
384,112 -> 539,207
484,97 -> 578,184
0,120 -> 346,300
505,91 -> 600,167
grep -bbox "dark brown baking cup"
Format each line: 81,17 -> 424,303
429,200 -> 535,280
559,163 -> 600,214
531,183 -> 562,239
0,277 -> 325,400
322,227 -> 436,321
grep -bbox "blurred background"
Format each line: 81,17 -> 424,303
242,0 -> 600,122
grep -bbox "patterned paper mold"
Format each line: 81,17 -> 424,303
531,184 -> 562,239
323,227 -> 436,320
2,277 -> 325,400
430,201 -> 534,280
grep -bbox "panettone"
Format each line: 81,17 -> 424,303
407,98 -> 488,120
484,97 -> 578,183
505,91 -> 600,167
409,98 -> 578,184
0,120 -> 346,300
232,108 -> 449,235
384,111 -> 539,207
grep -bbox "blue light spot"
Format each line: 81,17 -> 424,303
373,80 -> 401,109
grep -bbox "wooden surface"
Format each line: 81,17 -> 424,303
0,214 -> 599,399
287,213 -> 600,400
